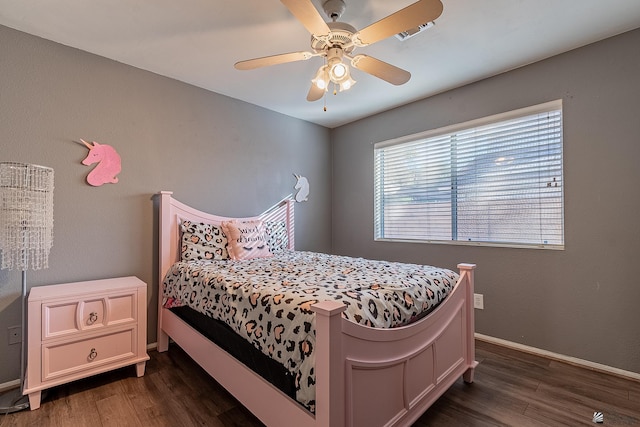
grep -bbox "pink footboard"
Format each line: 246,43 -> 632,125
156,191 -> 477,427
313,263 -> 477,427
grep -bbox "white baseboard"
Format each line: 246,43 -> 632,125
475,333 -> 640,382
147,342 -> 157,351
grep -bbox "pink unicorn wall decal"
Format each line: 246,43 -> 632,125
79,139 -> 122,186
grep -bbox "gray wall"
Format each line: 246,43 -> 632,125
0,25 -> 331,384
331,28 -> 640,374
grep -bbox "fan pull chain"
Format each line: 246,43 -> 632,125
323,88 -> 328,111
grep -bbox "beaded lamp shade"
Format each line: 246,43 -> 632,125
0,162 -> 54,271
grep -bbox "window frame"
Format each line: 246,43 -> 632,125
373,100 -> 564,250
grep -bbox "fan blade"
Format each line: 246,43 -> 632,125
351,54 -> 411,85
281,0 -> 331,36
235,52 -> 314,70
307,82 -> 325,102
354,0 -> 443,46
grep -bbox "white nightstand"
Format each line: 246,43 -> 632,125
24,276 -> 150,410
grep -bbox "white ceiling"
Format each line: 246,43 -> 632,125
1,1 -> 640,128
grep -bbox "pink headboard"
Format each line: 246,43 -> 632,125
158,190 -> 295,286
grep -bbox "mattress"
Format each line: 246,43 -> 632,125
162,250 -> 458,411
169,305 -> 297,399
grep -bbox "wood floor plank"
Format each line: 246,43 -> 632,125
547,360 -> 636,400
146,368 -> 215,426
423,391 -> 546,427
1,340 -> 639,426
534,382 -> 640,425
523,402 -> 595,426
433,383 -> 541,427
95,393 -> 144,427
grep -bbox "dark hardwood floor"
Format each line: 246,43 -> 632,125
2,340 -> 639,426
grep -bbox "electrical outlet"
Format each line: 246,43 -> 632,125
473,293 -> 484,310
8,326 -> 22,345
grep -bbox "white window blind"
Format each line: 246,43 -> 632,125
374,101 -> 564,249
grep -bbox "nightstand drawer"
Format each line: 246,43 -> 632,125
42,291 -> 136,340
42,328 -> 136,381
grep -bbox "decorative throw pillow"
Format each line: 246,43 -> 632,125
220,220 -> 273,260
180,220 -> 229,261
265,220 -> 288,253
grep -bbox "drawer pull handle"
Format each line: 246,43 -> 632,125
88,348 -> 98,361
87,312 -> 98,325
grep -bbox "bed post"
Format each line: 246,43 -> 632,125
457,263 -> 478,383
157,191 -> 173,352
313,301 -> 347,427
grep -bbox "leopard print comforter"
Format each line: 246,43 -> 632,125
162,250 -> 458,412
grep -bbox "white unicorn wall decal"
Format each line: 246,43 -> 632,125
293,174 -> 309,203
79,139 -> 122,186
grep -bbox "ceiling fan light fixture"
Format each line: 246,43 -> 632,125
339,74 -> 356,92
312,65 -> 330,90
326,47 -> 348,81
330,62 -> 347,79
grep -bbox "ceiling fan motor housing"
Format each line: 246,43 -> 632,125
311,21 -> 357,54
323,0 -> 346,20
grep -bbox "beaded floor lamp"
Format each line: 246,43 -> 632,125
0,162 -> 54,413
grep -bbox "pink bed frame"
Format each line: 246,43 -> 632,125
157,191 -> 477,427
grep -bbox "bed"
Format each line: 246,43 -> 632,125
157,190 -> 477,427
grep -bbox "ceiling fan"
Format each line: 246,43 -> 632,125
234,0 -> 444,102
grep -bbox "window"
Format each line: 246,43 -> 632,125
374,100 -> 564,249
